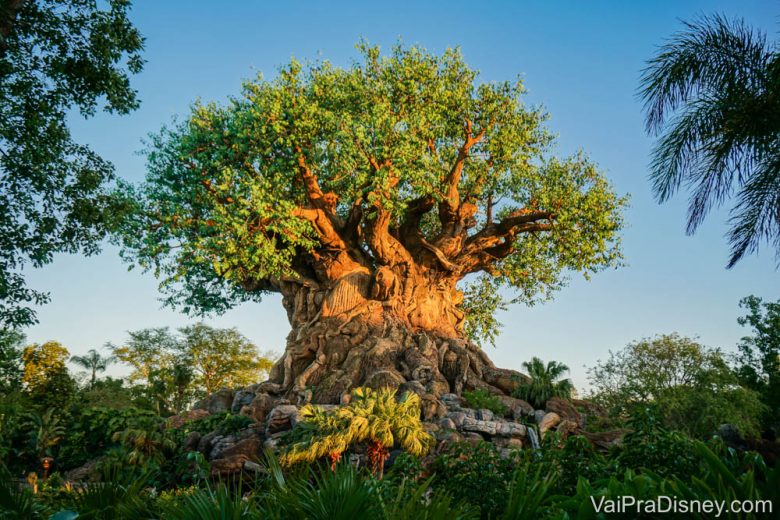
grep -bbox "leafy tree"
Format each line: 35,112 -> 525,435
25,408 -> 65,459
0,328 -> 23,392
283,387 -> 434,478
0,0 -> 144,327
179,323 -> 274,394
588,333 -> 764,437
110,328 -> 177,386
70,348 -> 116,386
113,42 -> 625,397
512,357 -> 574,408
21,341 -> 76,409
734,295 -> 780,433
640,15 -> 780,267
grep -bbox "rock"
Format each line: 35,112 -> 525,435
533,410 -> 547,424
265,404 -> 300,435
440,393 -> 465,409
243,460 -> 266,473
506,438 -> 523,450
496,422 -> 527,438
210,454 -> 248,478
263,437 -> 281,451
242,393 -> 280,423
462,432 -> 485,445
209,435 -> 237,461
538,412 -> 561,435
557,419 -> 579,437
446,411 -> 467,428
218,437 -> 262,461
510,400 -> 534,420
194,388 -> 235,414
197,431 -> 218,455
438,417 -> 456,430
183,431 -> 201,451
66,459 -> 100,481
546,397 -> 583,427
476,409 -> 494,421
231,390 -> 256,413
461,417 -> 498,436
581,429 -> 630,451
166,409 -> 210,429
423,422 -> 440,435
420,394 -> 446,420
364,369 -> 406,391
482,367 -> 530,395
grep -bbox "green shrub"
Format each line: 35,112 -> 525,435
462,389 -> 507,416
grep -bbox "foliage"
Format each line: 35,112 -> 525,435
640,15 -> 780,267
114,42 -> 625,326
461,275 -> 508,346
176,411 -> 254,437
734,295 -> 780,434
282,387 -> 434,478
588,333 -> 764,437
462,389 -> 508,416
110,325 -> 274,414
0,329 -> 23,393
512,356 -> 574,408
25,408 -> 66,460
21,341 -> 76,410
430,442 -> 519,519
70,349 -> 116,387
111,427 -> 176,467
0,0 -> 144,327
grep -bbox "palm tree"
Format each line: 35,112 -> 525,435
70,349 -> 116,386
282,387 -> 434,478
640,15 -> 780,267
514,357 -> 574,408
26,408 -> 65,459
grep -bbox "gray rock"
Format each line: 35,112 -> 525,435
265,404 -> 300,435
534,410 -> 547,424
440,393 -> 464,408
446,411 -> 468,427
209,435 -> 237,460
197,431 -> 218,455
496,422 -> 527,438
461,417 -> 498,436
438,417 -> 456,430
476,409 -> 494,421
195,388 -> 235,414
511,401 -> 535,420
231,390 -> 256,413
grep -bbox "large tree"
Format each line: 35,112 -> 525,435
0,0 -> 144,328
640,15 -> 780,267
116,44 -> 625,405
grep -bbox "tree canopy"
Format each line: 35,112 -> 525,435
0,0 -> 144,328
116,43 -> 625,340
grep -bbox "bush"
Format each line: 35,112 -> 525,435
462,389 -> 507,416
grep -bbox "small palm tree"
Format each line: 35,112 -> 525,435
282,387 -> 434,478
514,357 -> 574,409
111,427 -> 175,466
640,15 -> 780,267
70,349 -> 116,386
26,408 -> 65,459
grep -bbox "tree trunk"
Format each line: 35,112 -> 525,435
256,266 -> 528,415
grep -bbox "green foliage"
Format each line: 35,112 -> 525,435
0,329 -> 23,393
461,275 -> 507,346
735,295 -> 780,434
512,357 -> 574,408
0,0 -> 144,327
640,15 -> 780,267
180,412 -> 254,437
588,333 -> 764,437
462,389 -> 508,416
115,42 -> 625,322
69,349 -> 116,387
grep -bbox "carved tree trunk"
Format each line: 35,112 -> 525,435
257,263 -> 526,411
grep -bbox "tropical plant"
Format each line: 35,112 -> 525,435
157,484 -> 257,520
513,357 -> 574,408
111,427 -> 176,466
55,467 -> 155,520
0,329 -> 24,393
282,387 -> 434,478
0,464 -> 49,519
70,349 -> 116,387
462,389 -> 507,416
640,15 -> 780,267
26,408 -> 65,459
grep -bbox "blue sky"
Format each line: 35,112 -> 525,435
22,0 -> 780,389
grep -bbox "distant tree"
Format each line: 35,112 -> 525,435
70,348 -> 116,386
0,328 -> 24,392
640,15 -> 780,267
734,295 -> 780,434
588,333 -> 764,437
21,341 -> 76,409
178,323 -> 274,394
0,0 -> 145,327
110,328 -> 177,385
513,356 -> 574,408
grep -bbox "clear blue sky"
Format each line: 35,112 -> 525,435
22,0 -> 780,390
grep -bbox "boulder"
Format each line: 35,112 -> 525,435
218,437 -> 262,461
538,412 -> 561,435
265,404 -> 300,435
209,454 -> 247,478
475,409 -> 494,421
495,422 -> 527,438
546,397 -> 583,427
533,410 -> 547,424
482,367 -> 530,395
461,417 -> 498,436
197,431 -> 218,455
166,409 -> 210,429
508,399 -> 534,420
183,431 -> 201,451
231,390 -> 256,413
438,417 -> 456,430
242,393 -> 280,423
581,429 -> 630,451
440,393 -> 465,409
195,388 -> 234,414
446,411 -> 468,428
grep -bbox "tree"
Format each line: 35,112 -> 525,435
734,295 -> 780,434
115,43 -> 625,404
513,357 -> 574,408
0,328 -> 24,392
640,15 -> 780,267
70,348 -> 116,386
0,0 -> 144,328
179,323 -> 274,394
588,334 -> 764,438
21,340 -> 76,409
282,387 -> 433,478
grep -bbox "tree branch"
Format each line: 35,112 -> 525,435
439,119 -> 486,229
